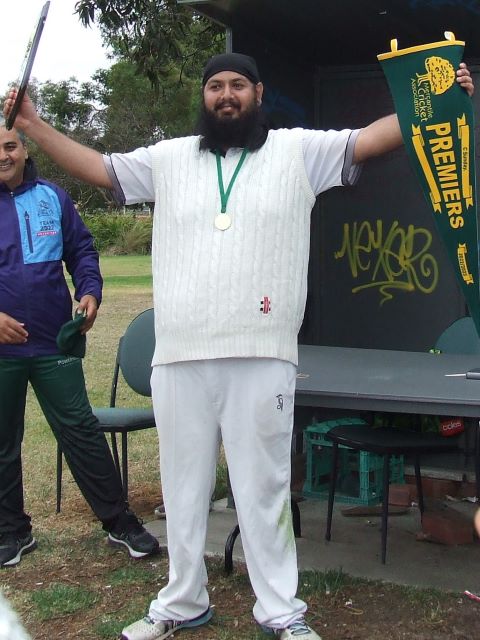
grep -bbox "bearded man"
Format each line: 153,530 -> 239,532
4,52 -> 474,640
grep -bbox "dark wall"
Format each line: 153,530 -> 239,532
304,66 -> 473,351
232,30 -> 477,352
231,31 -> 315,129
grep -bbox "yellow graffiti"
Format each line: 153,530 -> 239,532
334,219 -> 438,305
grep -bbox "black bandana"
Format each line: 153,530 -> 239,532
202,53 -> 261,86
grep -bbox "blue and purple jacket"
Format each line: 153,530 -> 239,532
0,175 -> 102,358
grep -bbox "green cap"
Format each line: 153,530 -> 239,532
56,311 -> 87,358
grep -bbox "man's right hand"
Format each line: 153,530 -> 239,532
3,87 -> 112,190
3,88 -> 39,132
0,312 -> 28,344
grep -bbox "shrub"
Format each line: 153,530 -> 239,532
82,213 -> 153,254
110,219 -> 153,255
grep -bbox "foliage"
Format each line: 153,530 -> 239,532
89,59 -> 201,150
35,78 -> 102,134
112,219 -> 153,255
75,0 -> 225,89
82,213 -> 153,254
213,458 -> 229,502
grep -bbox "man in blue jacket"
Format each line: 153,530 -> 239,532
0,120 -> 159,567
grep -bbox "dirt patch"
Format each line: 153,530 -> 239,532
2,487 -> 480,640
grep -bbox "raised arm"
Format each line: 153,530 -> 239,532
3,89 -> 112,189
353,113 -> 402,163
353,62 -> 474,164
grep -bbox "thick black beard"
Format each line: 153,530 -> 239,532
196,101 -> 269,152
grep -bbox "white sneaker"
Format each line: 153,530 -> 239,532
264,617 -> 322,639
120,608 -> 212,640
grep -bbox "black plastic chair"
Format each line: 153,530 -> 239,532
56,308 -> 156,511
324,424 -> 458,564
224,497 -> 302,574
435,316 -> 480,355
435,315 -> 480,495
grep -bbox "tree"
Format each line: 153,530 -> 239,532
92,59 -> 201,152
75,0 -> 225,89
24,78 -> 111,210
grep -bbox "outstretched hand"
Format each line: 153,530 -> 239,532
457,62 -> 474,97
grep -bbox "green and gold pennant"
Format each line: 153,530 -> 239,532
378,33 -> 480,335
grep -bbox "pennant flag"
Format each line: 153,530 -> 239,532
378,33 -> 480,336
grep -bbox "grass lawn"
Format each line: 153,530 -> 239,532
2,255 -> 480,639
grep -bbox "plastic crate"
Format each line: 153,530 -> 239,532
303,419 -> 404,505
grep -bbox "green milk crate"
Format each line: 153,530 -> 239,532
303,418 -> 404,505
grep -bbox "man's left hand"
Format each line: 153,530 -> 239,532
77,295 -> 98,334
457,62 -> 474,97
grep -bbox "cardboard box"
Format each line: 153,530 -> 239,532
388,483 -> 412,507
421,505 -> 474,545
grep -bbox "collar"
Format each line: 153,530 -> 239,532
0,178 -> 37,196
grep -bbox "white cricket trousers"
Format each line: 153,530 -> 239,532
148,357 -> 307,629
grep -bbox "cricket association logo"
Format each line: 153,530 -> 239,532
411,55 -> 456,123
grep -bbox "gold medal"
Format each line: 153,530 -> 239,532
215,148 -> 248,232
214,213 -> 232,230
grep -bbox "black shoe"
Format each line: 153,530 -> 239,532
108,511 -> 160,559
0,531 -> 37,568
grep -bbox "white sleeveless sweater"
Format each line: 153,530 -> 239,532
150,128 -> 316,366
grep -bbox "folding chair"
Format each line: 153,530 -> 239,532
56,308 -> 156,511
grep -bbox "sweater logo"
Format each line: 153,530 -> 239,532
260,296 -> 271,314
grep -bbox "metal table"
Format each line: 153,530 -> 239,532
296,344 -> 480,495
225,345 -> 480,571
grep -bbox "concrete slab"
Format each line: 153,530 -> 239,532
146,497 -> 480,593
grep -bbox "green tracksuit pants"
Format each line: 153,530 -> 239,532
0,355 -> 126,534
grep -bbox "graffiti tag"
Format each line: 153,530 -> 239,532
334,220 -> 439,305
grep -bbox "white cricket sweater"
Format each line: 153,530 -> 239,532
149,128 -> 334,366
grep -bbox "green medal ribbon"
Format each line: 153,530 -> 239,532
215,148 -> 248,229
378,33 -> 480,335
